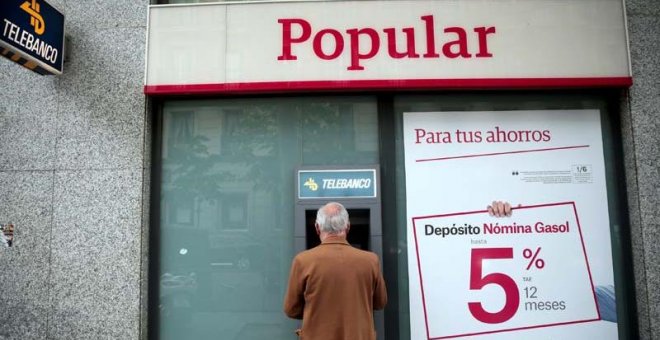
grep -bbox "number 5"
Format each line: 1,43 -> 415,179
468,248 -> 520,324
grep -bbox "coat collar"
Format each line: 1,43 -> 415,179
320,236 -> 349,245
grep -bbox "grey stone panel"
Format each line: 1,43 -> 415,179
139,166 -> 150,340
628,16 -> 660,79
0,61 -> 59,117
626,0 -> 660,16
48,169 -> 142,340
640,189 -> 660,340
140,103 -> 152,340
65,0 -> 148,31
0,171 -> 54,340
0,299 -> 49,340
619,92 -> 652,340
143,99 -> 153,171
628,12 -> 660,340
55,27 -> 146,171
0,63 -> 59,171
0,111 -> 58,171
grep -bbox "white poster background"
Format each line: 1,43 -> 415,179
403,110 -> 617,339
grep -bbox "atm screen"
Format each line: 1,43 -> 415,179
305,208 -> 370,251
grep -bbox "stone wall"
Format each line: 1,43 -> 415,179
0,1 -> 148,339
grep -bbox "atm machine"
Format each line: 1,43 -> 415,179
294,166 -> 385,339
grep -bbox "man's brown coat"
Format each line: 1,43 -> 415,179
284,237 -> 387,340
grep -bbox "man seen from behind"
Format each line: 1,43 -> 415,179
284,202 -> 387,340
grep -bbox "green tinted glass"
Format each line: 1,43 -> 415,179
159,97 -> 378,340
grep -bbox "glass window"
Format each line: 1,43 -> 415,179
156,93 -> 633,340
157,97 -> 378,340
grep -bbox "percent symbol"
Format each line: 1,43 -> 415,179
523,247 -> 545,270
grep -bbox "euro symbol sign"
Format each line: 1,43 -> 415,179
20,0 -> 45,35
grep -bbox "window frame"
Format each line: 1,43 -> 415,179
148,90 -> 639,340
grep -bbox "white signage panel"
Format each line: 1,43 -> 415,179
146,5 -> 227,86
145,0 -> 631,94
403,110 -> 618,339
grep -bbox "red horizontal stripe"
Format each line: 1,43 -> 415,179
143,77 -> 632,95
416,145 -> 590,163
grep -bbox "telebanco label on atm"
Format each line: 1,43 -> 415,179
298,169 -> 376,199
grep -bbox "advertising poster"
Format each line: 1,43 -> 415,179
403,110 -> 617,339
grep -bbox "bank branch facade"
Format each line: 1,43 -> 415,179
2,0 -> 659,339
144,1 -> 638,339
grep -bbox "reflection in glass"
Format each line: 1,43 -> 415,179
159,97 -> 378,339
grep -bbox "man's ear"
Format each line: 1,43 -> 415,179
315,223 -> 320,235
346,223 -> 351,234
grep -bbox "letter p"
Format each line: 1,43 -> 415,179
278,18 -> 312,61
346,28 -> 380,70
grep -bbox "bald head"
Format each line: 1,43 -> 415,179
316,202 -> 350,234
